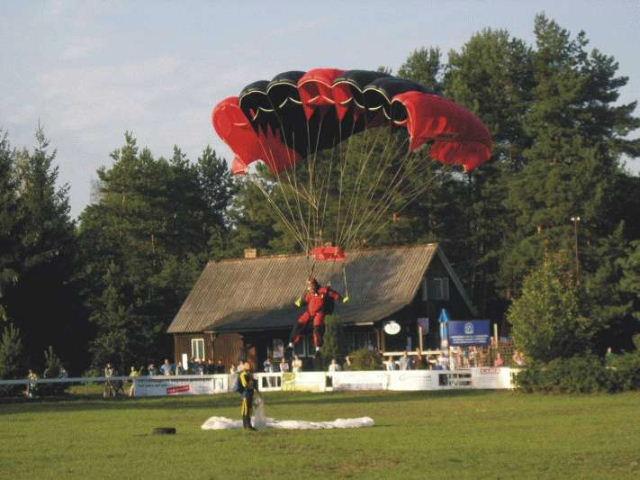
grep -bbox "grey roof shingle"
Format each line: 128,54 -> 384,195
168,243 -> 439,334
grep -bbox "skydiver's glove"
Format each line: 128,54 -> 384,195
342,296 -> 350,304
294,297 -> 303,307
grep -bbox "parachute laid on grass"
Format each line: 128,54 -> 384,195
212,68 -> 492,261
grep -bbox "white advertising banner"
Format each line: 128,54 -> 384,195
386,370 -> 438,391
470,367 -> 514,389
282,372 -> 326,392
133,375 -> 227,397
331,371 -> 388,391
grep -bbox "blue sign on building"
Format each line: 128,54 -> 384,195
448,320 -> 491,346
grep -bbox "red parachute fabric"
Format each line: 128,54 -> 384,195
298,68 -> 345,119
212,96 -> 301,174
311,246 -> 346,261
391,92 -> 492,171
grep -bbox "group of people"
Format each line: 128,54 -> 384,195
144,358 -> 228,377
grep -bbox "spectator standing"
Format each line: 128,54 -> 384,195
128,366 -> 140,397
25,369 -> 38,399
385,356 -> 398,371
103,363 -> 115,398
512,350 -> 525,367
160,359 -> 172,376
214,359 -> 224,374
279,358 -> 290,373
398,351 -> 411,370
147,363 -> 157,376
328,358 -> 342,372
494,352 -> 504,367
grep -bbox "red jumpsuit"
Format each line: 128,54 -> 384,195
290,287 -> 342,348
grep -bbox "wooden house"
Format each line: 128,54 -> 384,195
167,243 -> 476,369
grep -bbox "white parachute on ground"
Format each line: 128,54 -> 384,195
201,416 -> 374,430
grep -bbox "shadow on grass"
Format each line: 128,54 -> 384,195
0,389 -> 501,416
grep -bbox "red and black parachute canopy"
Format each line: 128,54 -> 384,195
212,68 -> 492,175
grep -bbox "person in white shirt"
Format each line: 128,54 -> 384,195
385,357 -> 398,371
328,358 -> 342,372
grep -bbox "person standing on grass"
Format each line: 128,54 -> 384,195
238,362 -> 259,431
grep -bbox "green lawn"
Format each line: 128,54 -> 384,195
1,390 -> 639,479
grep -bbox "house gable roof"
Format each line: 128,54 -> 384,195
168,243 -> 473,334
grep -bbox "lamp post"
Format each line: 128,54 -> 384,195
570,216 -> 581,284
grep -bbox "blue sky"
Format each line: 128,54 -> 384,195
1,0 -> 638,216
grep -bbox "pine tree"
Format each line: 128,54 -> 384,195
79,134 -> 235,367
4,127 -> 80,370
504,15 -> 640,293
0,131 -> 20,322
0,323 -> 24,379
445,29 -> 535,315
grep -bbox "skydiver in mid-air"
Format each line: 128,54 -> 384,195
287,277 -> 348,357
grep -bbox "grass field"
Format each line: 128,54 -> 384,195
1,389 -> 639,479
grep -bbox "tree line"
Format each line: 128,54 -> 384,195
1,14 -> 639,376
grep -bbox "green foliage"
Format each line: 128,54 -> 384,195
516,352 -> 640,393
503,14 -> 640,293
398,47 -> 443,93
508,257 -> 596,361
608,352 -> 640,392
0,127 -> 81,370
347,348 -> 382,371
319,315 -> 344,362
0,322 -> 24,396
0,131 -> 20,322
0,322 -> 24,379
515,355 -> 614,393
78,134 -> 234,369
620,240 -> 640,321
41,346 -> 68,395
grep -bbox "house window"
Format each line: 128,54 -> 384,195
191,338 -> 205,361
294,336 -> 313,357
432,277 -> 450,300
343,331 -> 376,352
424,277 -> 450,301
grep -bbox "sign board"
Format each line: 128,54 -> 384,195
383,321 -> 401,335
448,320 -> 491,346
134,376 -> 226,397
417,317 -> 429,333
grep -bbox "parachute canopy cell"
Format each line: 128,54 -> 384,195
212,68 -> 492,174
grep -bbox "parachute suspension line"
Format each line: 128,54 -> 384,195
335,125 -> 390,250
350,158 -> 450,247
346,146 -> 426,245
317,138 -> 337,248
336,127 -> 399,249
362,165 -> 449,243
250,131 -> 310,253
342,135 -> 442,248
344,134 -> 415,243
274,130 -> 312,252
333,114 -> 367,249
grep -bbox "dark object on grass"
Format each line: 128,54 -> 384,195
152,427 -> 176,435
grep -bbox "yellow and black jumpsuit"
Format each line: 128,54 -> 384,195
239,370 -> 257,430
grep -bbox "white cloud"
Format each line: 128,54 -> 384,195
60,36 -> 105,61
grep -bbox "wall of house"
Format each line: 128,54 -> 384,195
173,332 -> 245,372
379,254 -> 476,352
